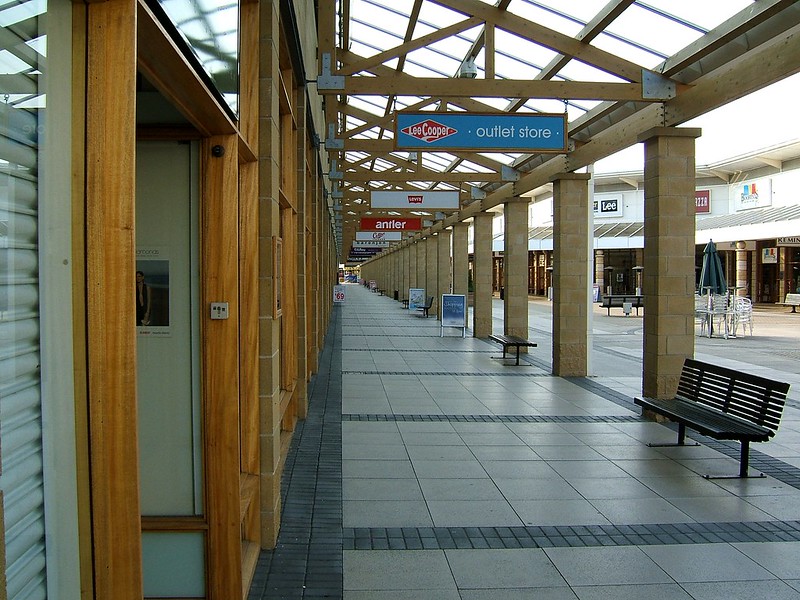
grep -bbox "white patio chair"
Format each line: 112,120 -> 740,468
732,296 -> 753,336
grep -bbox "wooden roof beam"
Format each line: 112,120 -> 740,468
320,76 -> 674,102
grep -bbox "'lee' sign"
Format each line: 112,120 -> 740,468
360,217 -> 422,231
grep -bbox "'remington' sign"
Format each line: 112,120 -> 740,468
360,217 -> 422,231
395,111 -> 567,152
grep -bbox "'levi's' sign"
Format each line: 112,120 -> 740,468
360,217 -> 422,231
370,191 -> 459,210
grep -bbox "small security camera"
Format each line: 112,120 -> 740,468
459,58 -> 478,79
211,145 -> 225,157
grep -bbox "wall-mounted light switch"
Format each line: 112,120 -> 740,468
210,302 -> 229,320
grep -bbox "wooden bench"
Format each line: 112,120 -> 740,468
777,292 -> 800,313
488,334 -> 537,365
415,296 -> 434,317
599,295 -> 643,315
634,358 -> 790,478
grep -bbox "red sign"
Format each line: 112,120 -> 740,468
360,217 -> 422,231
400,119 -> 457,143
696,190 -> 710,213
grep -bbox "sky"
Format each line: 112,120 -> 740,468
595,72 -> 800,173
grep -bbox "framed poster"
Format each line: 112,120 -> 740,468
441,294 -> 466,327
408,288 -> 425,310
441,294 -> 467,337
136,247 -> 171,337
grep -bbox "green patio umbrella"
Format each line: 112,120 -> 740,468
699,239 -> 727,295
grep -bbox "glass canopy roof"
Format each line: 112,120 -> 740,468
330,0 -> 800,256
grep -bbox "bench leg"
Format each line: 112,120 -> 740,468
646,423 -> 701,448
703,440 -> 766,479
515,345 -> 520,365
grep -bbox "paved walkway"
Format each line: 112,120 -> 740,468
250,285 -> 800,599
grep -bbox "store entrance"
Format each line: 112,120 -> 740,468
759,263 -> 778,303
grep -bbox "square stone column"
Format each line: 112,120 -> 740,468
551,173 -> 592,376
452,222 -> 469,298
409,237 -> 419,289
639,127 -> 701,399
472,213 -> 493,337
437,228 -> 452,318
416,237 -> 427,295
426,235 -> 438,312
503,198 -> 530,338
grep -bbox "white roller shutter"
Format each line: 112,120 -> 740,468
0,1 -> 49,597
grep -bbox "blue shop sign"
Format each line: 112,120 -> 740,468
395,112 -> 567,152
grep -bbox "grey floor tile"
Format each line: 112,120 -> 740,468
406,445 -> 476,461
545,546 -> 673,586
569,477 -> 660,500
666,496 -> 776,522
344,431 -> 405,445
590,497 -> 694,524
343,478 -> 423,501
343,459 -> 415,479
641,543 -> 774,583
418,478 -> 504,501
637,475 -> 734,499
613,459 -> 698,478
461,588 -> 579,600
427,499 -> 523,527
511,498 -> 610,526
343,550 -> 456,591
458,433 -> 527,446
445,548 -> 568,589
345,591 -> 461,600
494,477 -> 582,501
412,459 -> 489,479
573,583 -> 694,600
733,541 -> 800,579
482,460 -> 560,480
550,460 -> 630,481
342,444 -> 409,460
680,580 -> 800,600
400,432 -> 465,446
343,499 -> 433,527
471,445 -> 540,461
531,445 -> 607,461
741,494 -> 800,520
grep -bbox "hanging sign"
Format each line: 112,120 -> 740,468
355,231 -> 403,241
370,190 -> 460,210
360,217 -> 422,231
395,111 -> 567,152
352,240 -> 390,247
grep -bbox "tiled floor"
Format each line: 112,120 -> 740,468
250,285 -> 800,599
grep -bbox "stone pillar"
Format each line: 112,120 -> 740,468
736,244 -> 748,297
639,127 -> 701,399
402,244 -> 410,299
551,173 -> 592,376
503,198 -> 530,338
417,237 -> 427,295
437,228 -> 452,318
409,239 -> 418,289
426,235 -> 438,312
595,250 -> 605,292
452,222 -> 469,298
472,213 -> 493,337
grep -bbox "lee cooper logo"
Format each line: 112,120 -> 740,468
401,119 -> 457,143
407,195 -> 423,204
